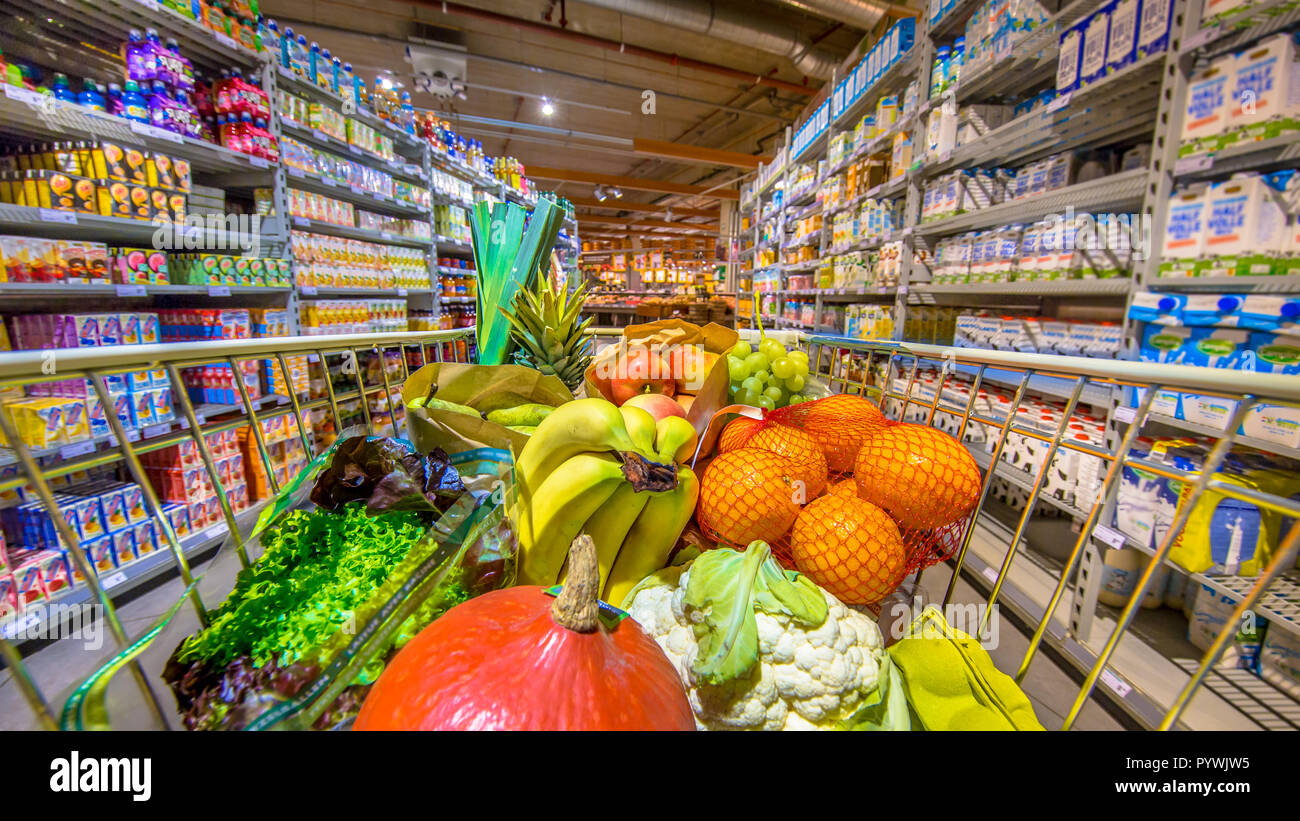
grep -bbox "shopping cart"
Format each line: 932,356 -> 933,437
793,333 -> 1300,731
0,329 -> 476,730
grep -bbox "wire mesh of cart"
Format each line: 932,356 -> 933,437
0,329 -> 476,730
791,333 -> 1300,731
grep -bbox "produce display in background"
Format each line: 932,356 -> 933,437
401,362 -> 573,455
622,541 -> 908,730
694,395 -> 980,605
161,438 -> 516,731
354,535 -> 695,731
501,270 -> 594,392
510,399 -> 699,605
471,195 -> 567,366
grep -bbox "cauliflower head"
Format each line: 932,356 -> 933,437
623,542 -> 892,731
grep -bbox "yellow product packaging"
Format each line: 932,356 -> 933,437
91,142 -> 130,182
149,188 -> 171,223
58,398 -> 90,443
168,192 -> 186,224
48,142 -> 83,175
173,158 -> 192,193
128,184 -> 152,221
15,171 -> 97,214
5,398 -> 67,448
148,153 -> 176,190
1169,463 -> 1299,577
98,181 -> 130,218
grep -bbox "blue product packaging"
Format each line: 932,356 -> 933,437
1079,5 -> 1114,86
121,483 -> 148,524
133,519 -> 158,557
1136,0 -> 1173,58
109,528 -> 136,565
1249,331 -> 1300,374
1107,0 -> 1141,73
1129,291 -> 1187,324
1183,293 -> 1244,326
1239,295 -> 1300,332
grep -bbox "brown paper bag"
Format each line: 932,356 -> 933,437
583,319 -> 738,446
403,363 -> 574,455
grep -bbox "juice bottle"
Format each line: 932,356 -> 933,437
338,62 -> 356,106
279,26 -> 296,75
148,80 -> 176,132
124,29 -> 150,84
292,34 -> 309,79
167,39 -> 195,93
262,18 -> 280,64
213,69 -> 233,114
122,80 -> 150,123
328,54 -> 340,94
51,73 -> 76,103
175,90 -> 202,138
78,78 -> 106,111
400,91 -> 415,134
246,72 -> 269,119
144,29 -> 165,83
106,83 -> 125,116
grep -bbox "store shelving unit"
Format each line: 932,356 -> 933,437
737,0 -> 1300,729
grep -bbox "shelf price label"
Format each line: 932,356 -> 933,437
214,32 -> 239,51
2,612 -> 40,640
208,286 -> 232,297
1185,25 -> 1221,51
248,156 -> 269,169
1174,155 -> 1213,174
115,284 -> 147,297
38,208 -> 78,224
101,570 -> 129,590
1113,406 -> 1137,424
1046,93 -> 1071,113
131,120 -> 183,144
142,423 -> 171,439
204,526 -> 227,541
1093,524 -> 1127,550
293,217 -> 309,227
4,85 -> 53,109
300,285 -> 318,295
397,288 -> 408,297
1100,669 -> 1133,698
60,441 -> 97,459
287,167 -> 305,178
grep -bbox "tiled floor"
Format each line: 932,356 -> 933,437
0,540 -> 1124,731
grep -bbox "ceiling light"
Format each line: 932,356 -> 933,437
541,98 -> 555,116
611,187 -> 623,199
665,208 -> 673,221
594,185 -> 607,202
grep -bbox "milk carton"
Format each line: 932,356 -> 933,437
1107,0 -> 1141,73
1079,5 -> 1113,86
1226,33 -> 1300,143
1202,0 -> 1257,26
1202,174 -> 1286,276
1180,327 -> 1252,426
1159,188 -> 1208,277
1136,0 -> 1174,58
1057,23 -> 1083,93
1240,295 -> 1300,332
1180,56 -> 1233,153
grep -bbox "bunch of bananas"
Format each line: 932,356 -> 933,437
512,398 -> 700,607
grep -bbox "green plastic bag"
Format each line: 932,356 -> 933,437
888,605 -> 1044,731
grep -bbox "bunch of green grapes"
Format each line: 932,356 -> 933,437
726,337 -> 812,410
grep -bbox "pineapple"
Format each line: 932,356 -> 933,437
501,274 -> 594,391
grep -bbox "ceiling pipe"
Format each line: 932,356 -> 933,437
569,0 -> 842,79
399,0 -> 818,96
763,0 -> 914,31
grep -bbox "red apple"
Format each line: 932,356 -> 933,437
622,392 -> 687,423
610,348 -> 677,405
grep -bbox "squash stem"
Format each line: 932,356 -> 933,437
552,534 -> 600,633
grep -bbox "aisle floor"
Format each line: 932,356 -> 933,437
0,542 -> 1122,731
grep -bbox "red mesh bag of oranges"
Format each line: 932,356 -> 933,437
696,394 -> 983,607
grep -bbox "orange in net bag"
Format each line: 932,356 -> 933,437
767,394 -> 884,474
790,493 -> 906,606
697,449 -> 803,551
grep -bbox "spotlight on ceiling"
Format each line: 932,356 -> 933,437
665,207 -> 674,221
594,185 -> 608,202
610,187 -> 623,199
541,97 -> 555,116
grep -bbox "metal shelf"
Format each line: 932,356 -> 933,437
1174,132 -> 1300,180
0,282 -> 291,299
297,286 -> 434,298
0,204 -> 283,251
912,278 -> 1135,297
0,87 -> 276,177
434,236 -> 473,255
288,216 -> 429,249
916,168 -> 1148,237
1119,409 -> 1300,461
285,166 -> 430,219
280,121 -> 408,172
1183,0 -> 1300,59
834,47 -> 921,129
930,0 -> 985,39
1147,274 -> 1300,292
944,360 -> 1118,405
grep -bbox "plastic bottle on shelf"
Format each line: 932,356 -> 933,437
339,61 -> 357,106
930,45 -> 949,99
105,82 -> 125,116
279,25 -> 297,75
174,90 -> 202,138
125,29 -> 150,84
400,91 -> 415,134
77,78 -> 106,111
3,48 -> 21,87
948,37 -> 964,90
148,80 -> 176,132
261,18 -> 280,64
144,29 -> 165,83
167,39 -> 195,93
307,41 -> 322,87
293,34 -> 310,79
121,80 -> 150,123
326,52 -> 340,94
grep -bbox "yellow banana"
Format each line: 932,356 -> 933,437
604,465 -> 700,607
517,452 -> 627,586
618,406 -> 659,460
514,399 -> 638,510
559,480 -> 652,596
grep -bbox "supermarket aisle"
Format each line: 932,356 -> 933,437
1,540 -> 1123,731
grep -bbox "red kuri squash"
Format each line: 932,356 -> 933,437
353,534 -> 695,731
